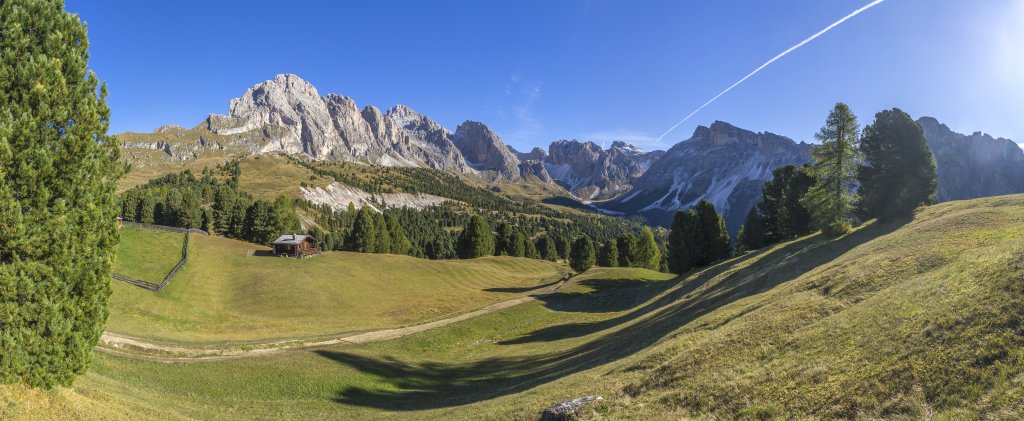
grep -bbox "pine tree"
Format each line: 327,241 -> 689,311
536,235 -> 558,261
667,210 -> 697,274
554,234 -> 571,260
508,230 -> 527,257
598,240 -> 620,267
858,108 -> 937,220
244,200 -> 279,244
456,215 -> 494,259
635,227 -> 661,270
569,235 -> 596,273
0,0 -> 126,387
617,233 -> 639,268
757,164 -> 816,243
385,213 -> 412,255
272,196 -> 301,234
802,102 -> 861,235
735,207 -> 767,254
347,207 -> 378,253
694,200 -> 731,266
523,234 -> 540,259
373,211 -> 391,253
494,222 -> 515,256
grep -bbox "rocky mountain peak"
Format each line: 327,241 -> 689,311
453,121 -> 521,181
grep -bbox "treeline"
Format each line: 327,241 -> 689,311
119,163 -> 301,244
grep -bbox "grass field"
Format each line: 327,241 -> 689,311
5,195 -> 1024,419
237,154 -> 333,200
107,231 -> 568,344
112,227 -> 185,282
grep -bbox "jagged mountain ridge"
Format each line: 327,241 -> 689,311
917,116 -> 1024,202
601,121 -> 813,232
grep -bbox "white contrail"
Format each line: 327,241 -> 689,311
653,0 -> 887,144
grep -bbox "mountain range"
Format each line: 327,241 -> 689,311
121,74 -> 1024,233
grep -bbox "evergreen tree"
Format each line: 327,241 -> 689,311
272,196 -> 301,234
0,0 -> 126,387
494,222 -> 515,256
523,234 -> 540,259
201,208 -> 214,234
667,210 -> 697,274
735,207 -> 767,254
858,108 -> 937,220
508,230 -> 527,257
598,240 -> 620,267
373,211 -> 392,253
244,200 -> 279,244
636,227 -> 662,270
554,234 -> 571,260
802,102 -> 861,235
456,215 -> 494,258
758,164 -> 816,243
617,233 -> 639,268
693,200 -> 731,266
347,207 -> 378,253
137,196 -> 157,224
569,235 -> 596,273
536,235 -> 558,261
385,213 -> 412,255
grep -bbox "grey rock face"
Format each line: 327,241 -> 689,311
511,146 -> 547,162
918,116 -> 1024,202
453,121 -> 521,181
518,160 -> 554,184
544,139 -> 658,200
204,74 -> 471,172
603,121 -> 812,233
541,396 -> 604,421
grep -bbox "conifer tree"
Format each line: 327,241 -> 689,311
494,222 -> 515,256
667,210 -> 697,274
244,200 -> 279,244
802,102 -> 861,235
456,215 -> 494,258
598,240 -> 620,267
523,234 -> 540,259
569,235 -> 596,273
857,108 -> 937,220
373,211 -> 391,253
508,230 -> 527,257
757,164 -> 816,243
617,233 -> 639,268
347,207 -> 378,253
536,235 -> 558,261
636,227 -> 661,270
736,207 -> 767,254
385,213 -> 412,255
0,0 -> 125,387
694,200 -> 731,266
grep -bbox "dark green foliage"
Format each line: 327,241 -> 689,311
636,227 -> 661,270
244,200 -> 279,244
0,0 -> 125,387
456,215 -> 494,259
667,210 -> 698,274
494,223 -> 515,256
735,207 -> 767,254
758,164 -> 817,243
598,240 -> 620,267
348,208 -> 379,253
569,235 -> 596,273
384,213 -> 412,255
617,233 -> 639,268
523,234 -> 540,260
373,212 -> 392,254
803,102 -> 861,235
554,235 -> 571,260
536,235 -> 558,262
694,200 -> 731,265
507,230 -> 527,257
858,108 -> 937,220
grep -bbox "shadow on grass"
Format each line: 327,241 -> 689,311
318,218 -> 908,411
252,250 -> 277,257
482,278 -> 564,293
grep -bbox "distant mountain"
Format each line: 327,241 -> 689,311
917,117 -> 1024,202
452,121 -> 521,182
600,121 -> 813,233
542,139 -> 664,200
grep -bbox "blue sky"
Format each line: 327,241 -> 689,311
67,0 -> 1024,152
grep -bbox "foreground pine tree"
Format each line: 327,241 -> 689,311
569,235 -> 596,273
858,108 -> 937,220
636,227 -> 662,270
803,103 -> 861,235
0,0 -> 124,387
456,215 -> 494,258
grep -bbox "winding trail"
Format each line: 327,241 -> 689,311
97,276 -> 570,363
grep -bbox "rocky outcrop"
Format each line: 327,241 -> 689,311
203,74 -> 471,172
453,121 -> 521,181
541,396 -> 605,421
518,160 -> 553,184
511,146 -> 547,162
544,139 -> 658,200
301,182 -> 450,212
603,121 -> 812,233
918,116 -> 1024,202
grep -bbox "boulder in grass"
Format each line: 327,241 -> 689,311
541,396 -> 604,421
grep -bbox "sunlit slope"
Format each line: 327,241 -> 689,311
6,196 -> 1024,419
108,230 -> 567,344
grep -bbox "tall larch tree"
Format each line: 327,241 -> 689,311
802,102 -> 861,235
456,215 -> 494,259
636,227 -> 662,270
569,235 -> 596,273
857,108 -> 937,220
0,0 -> 125,387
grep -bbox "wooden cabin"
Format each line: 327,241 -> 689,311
271,234 -> 321,259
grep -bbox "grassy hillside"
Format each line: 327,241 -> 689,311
108,230 -> 567,344
6,195 -> 1024,419
112,227 -> 184,282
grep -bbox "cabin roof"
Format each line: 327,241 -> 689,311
271,234 -> 316,245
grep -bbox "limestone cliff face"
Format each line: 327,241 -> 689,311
918,116 -> 1024,201
202,74 -> 471,172
453,121 -> 521,181
543,139 -> 661,200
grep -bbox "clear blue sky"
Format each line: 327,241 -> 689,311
66,0 -> 1024,152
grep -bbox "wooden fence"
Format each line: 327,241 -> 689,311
111,232 -> 191,292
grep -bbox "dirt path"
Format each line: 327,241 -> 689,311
97,277 -> 569,363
